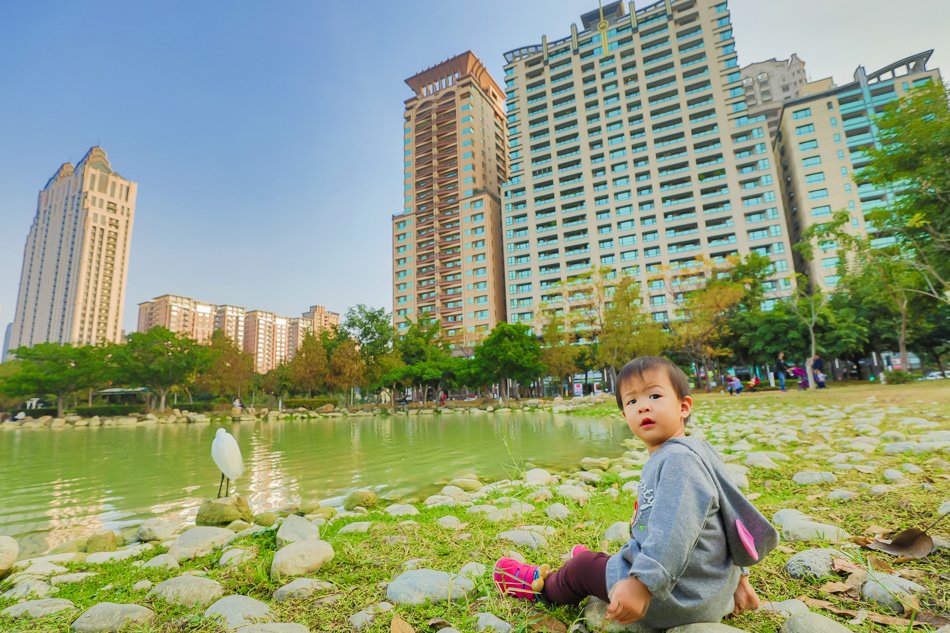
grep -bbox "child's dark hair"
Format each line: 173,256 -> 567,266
614,356 -> 691,411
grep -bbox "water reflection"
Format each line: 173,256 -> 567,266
0,411 -> 627,557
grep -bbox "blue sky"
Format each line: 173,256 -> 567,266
1,0 -> 946,333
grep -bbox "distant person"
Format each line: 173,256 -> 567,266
493,356 -> 777,627
439,390 -> 447,406
726,374 -> 743,395
233,397 -> 243,411
812,354 -> 826,389
775,352 -> 788,392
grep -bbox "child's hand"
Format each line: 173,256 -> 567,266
606,577 -> 652,624
732,575 -> 760,616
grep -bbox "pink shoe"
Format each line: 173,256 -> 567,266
493,557 -> 549,601
571,544 -> 590,558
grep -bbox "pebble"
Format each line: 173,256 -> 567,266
234,625 -> 310,633
273,578 -> 334,602
475,612 -> 512,632
348,601 -> 392,630
69,602 -> 155,632
758,599 -> 810,617
168,526 -> 233,561
497,530 -> 547,550
545,503 -> 571,520
276,515 -> 319,547
147,574 -> 224,607
436,516 -> 462,529
142,553 -> 180,570
385,569 -> 475,604
524,468 -> 556,485
861,571 -> 925,613
385,503 -> 420,516
556,484 -> 590,506
779,611 -> 853,633
132,580 -> 152,592
204,595 -> 273,630
219,548 -> 254,567
459,562 -> 486,579
826,490 -> 857,501
784,548 -> 844,579
1,598 -> 75,619
792,471 -> 837,485
270,540 -> 334,580
602,521 -> 629,543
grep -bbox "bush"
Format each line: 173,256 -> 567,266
883,370 -> 915,385
284,397 -> 338,410
179,402 -> 216,412
75,404 -> 147,417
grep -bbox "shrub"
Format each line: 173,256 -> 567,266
18,407 -> 58,418
178,402 -> 216,413
883,370 -> 915,385
75,404 -> 147,417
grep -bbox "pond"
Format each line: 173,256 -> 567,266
0,411 -> 627,557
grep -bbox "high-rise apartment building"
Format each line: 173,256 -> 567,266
286,317 -> 313,361
392,51 -> 509,345
740,54 -> 808,139
9,147 -> 137,349
301,304 -> 339,332
137,294 -> 216,343
775,51 -> 941,289
244,311 -> 291,374
501,0 -> 795,327
214,305 -> 246,346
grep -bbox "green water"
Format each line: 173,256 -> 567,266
0,411 -> 627,557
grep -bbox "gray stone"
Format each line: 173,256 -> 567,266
168,526 -> 233,561
51,572 -> 97,586
143,553 -> 180,570
556,484 -> 590,505
940,499 -> 950,516
667,625 -> 747,632
779,611 -> 852,633
85,532 -> 117,553
339,521 -> 373,534
758,599 -> 810,618
204,595 -> 273,631
861,571 -> 925,613
132,580 -> 152,592
459,562 -> 487,579
348,601 -> 392,630
583,597 -> 661,632
0,536 -> 20,579
235,625 -> 310,633
475,612 -> 512,632
883,468 -> 906,482
603,521 -> 630,543
69,602 -> 155,632
384,503 -> 420,516
1,598 -> 75,619
524,468 -> 556,485
793,471 -> 837,485
196,496 -> 254,526
148,574 -> 224,607
1,579 -> 53,600
436,516 -> 462,530
784,549 -> 844,579
497,530 -> 547,550
85,543 -> 153,564
136,519 -> 178,542
270,540 -> 334,579
276,515 -> 319,548
545,503 -> 571,520
745,454 -> 781,470
273,578 -> 334,602
343,490 -> 378,511
826,489 -> 857,501
219,548 -> 254,567
385,569 -> 476,604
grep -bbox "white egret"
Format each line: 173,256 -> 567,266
211,427 -> 244,498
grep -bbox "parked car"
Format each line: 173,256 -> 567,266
923,371 -> 948,380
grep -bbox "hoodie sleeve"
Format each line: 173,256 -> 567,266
627,449 -> 717,599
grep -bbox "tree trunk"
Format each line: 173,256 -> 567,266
807,325 -> 817,390
57,394 -> 65,419
158,388 -> 168,412
897,296 -> 910,371
88,389 -> 93,407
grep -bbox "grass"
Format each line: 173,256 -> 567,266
0,381 -> 948,632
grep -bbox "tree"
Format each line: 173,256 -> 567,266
289,333 -> 329,397
257,363 -> 292,403
540,313 -> 578,397
597,277 -> 667,385
393,318 -> 454,403
861,82 -> 950,304
0,344 -> 106,417
785,279 -> 830,389
343,305 -> 395,392
197,330 -> 254,399
115,327 -> 208,412
472,322 -> 544,401
327,338 -> 365,406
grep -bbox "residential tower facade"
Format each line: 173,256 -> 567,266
9,147 -> 137,349
137,294 -> 217,343
740,54 -> 808,139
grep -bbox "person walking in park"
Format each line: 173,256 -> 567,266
493,356 -> 777,627
812,354 -> 827,389
776,352 -> 788,392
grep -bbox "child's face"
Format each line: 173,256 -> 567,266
619,369 -> 693,453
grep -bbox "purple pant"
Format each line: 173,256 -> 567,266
542,550 -> 610,604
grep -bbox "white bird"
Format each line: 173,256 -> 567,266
211,428 -> 244,498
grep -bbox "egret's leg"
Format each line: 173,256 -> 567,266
225,478 -> 230,497
217,473 -> 225,498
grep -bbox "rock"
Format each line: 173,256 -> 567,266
758,599 -> 810,618
344,490 -> 378,511
235,625 -> 310,633
168,526 -> 234,561
459,562 -> 487,579
204,595 -> 273,630
0,535 -> 19,579
745,454 -> 781,470
862,571 -> 925,613
143,554 -> 180,570
315,403 -> 335,414
273,578 -> 334,602
270,540 -> 334,579
545,503 -> 571,520
779,611 -> 853,633
339,521 -> 373,534
85,543 -> 153,564
883,468 -> 905,482
475,612 -> 512,632
667,625 -> 746,632
228,520 -> 251,532
254,512 -> 278,527
437,516 -> 462,530
51,572 -> 97,586
298,499 -> 322,514
85,532 -> 117,553
196,496 -> 254,526
784,548 -> 844,579
583,597 -> 661,632
826,490 -> 857,501
276,515 -> 319,547
137,519 -> 177,542
498,530 -> 547,550
448,477 -> 483,491
603,521 -> 629,543
580,457 -> 609,471
385,503 -> 420,516
2,579 -> 53,600
219,548 -> 254,567
1,598 -> 75,619
148,575 -> 224,607
385,569 -> 476,604
69,602 -> 155,632
940,499 -> 950,516
793,471 -> 837,485
556,484 -> 590,506
525,468 -> 556,485
348,601 -> 392,630
132,580 -> 152,592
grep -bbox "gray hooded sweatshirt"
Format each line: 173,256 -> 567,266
605,436 -> 778,629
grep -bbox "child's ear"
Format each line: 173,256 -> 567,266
680,395 -> 693,420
